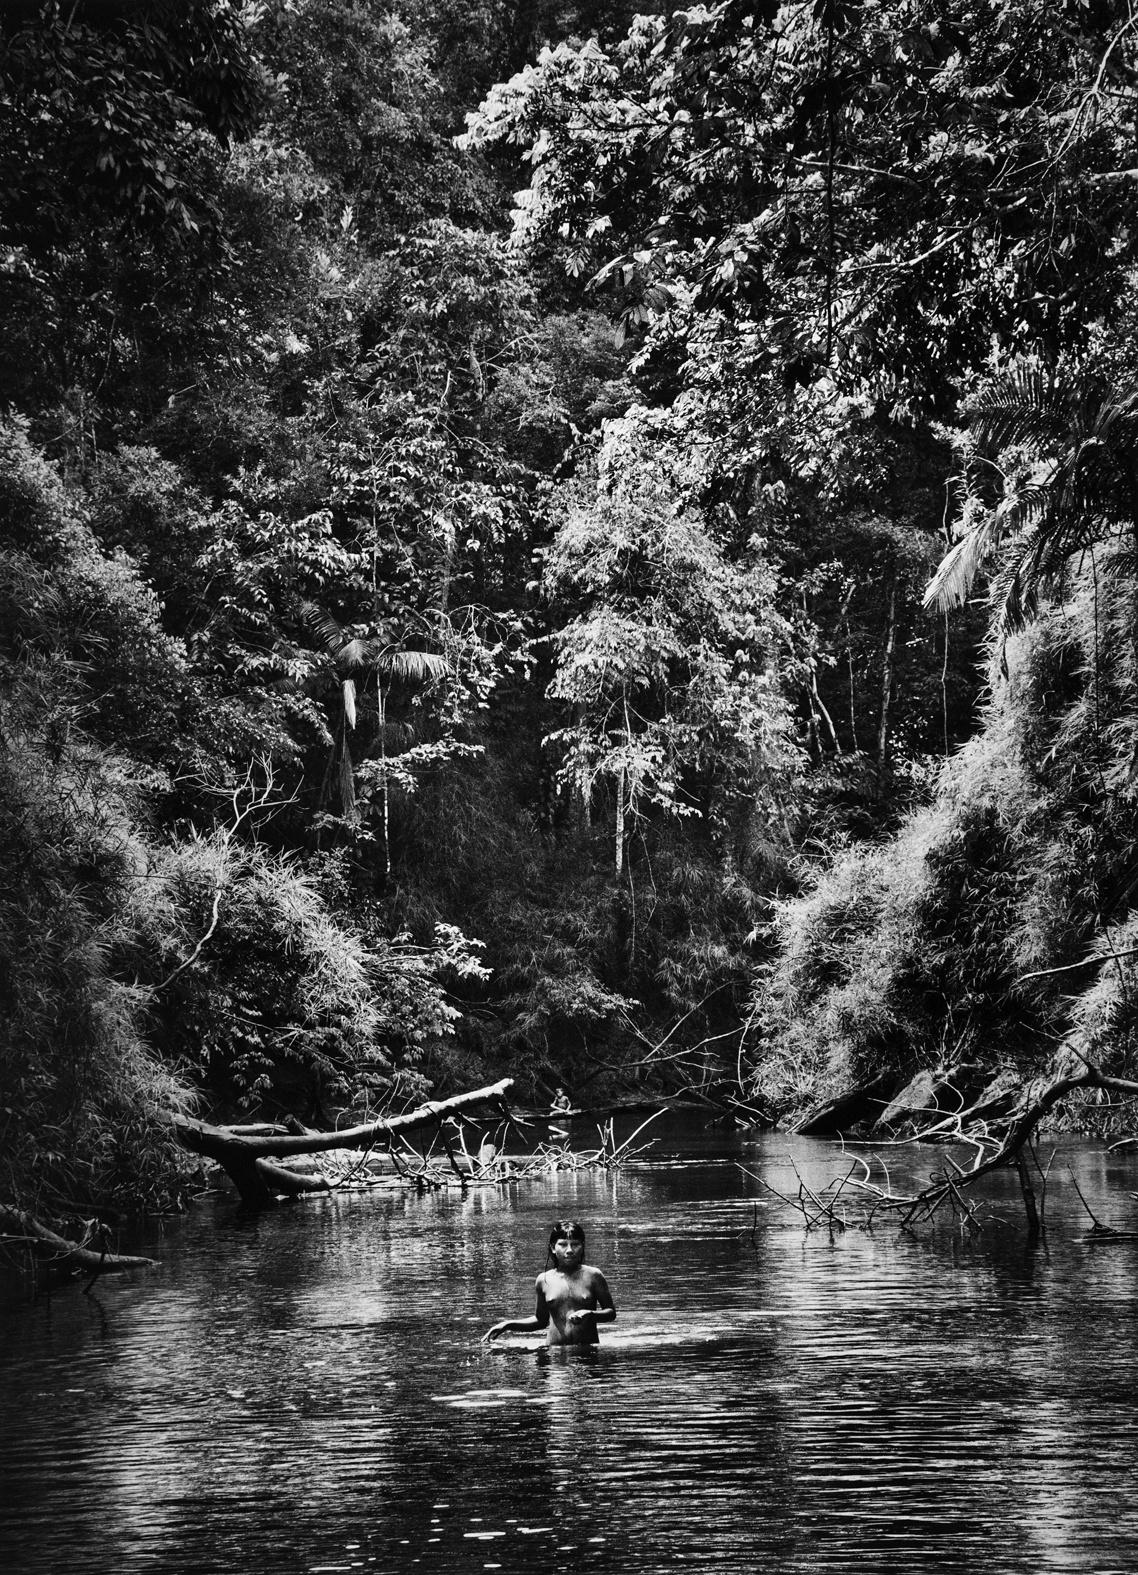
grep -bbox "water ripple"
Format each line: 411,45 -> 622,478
2,1127 -> 1138,1573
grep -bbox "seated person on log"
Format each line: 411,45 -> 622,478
548,1085 -> 572,1144
484,1220 -> 615,1347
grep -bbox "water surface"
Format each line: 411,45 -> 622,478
3,1117 -> 1138,1573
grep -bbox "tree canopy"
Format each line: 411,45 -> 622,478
6,0 -> 1138,1233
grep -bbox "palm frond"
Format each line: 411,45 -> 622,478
338,637 -> 375,670
993,480 -> 1055,536
1024,506 -> 1100,581
989,559 -> 1038,652
342,678 -> 357,731
378,650 -> 451,684
922,513 -> 1003,612
1088,384 -> 1138,451
973,364 -> 1069,453
969,371 -> 1138,638
300,599 -> 347,659
1104,544 -> 1138,580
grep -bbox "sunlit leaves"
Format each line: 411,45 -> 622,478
925,360 -> 1138,640
464,0 -> 1138,408
543,421 -> 798,839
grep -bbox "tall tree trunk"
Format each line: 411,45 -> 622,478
614,764 -> 625,880
378,680 -> 390,879
877,582 -> 897,797
845,622 -> 860,751
810,660 -> 842,755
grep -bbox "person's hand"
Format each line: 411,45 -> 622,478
566,1308 -> 594,1324
482,1322 -> 504,1344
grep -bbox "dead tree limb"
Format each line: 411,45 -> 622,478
0,1207 -> 156,1274
167,1078 -> 515,1208
758,1068 -> 1138,1237
1068,1166 -> 1138,1241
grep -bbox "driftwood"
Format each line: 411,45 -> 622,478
409,1109 -> 667,1188
169,1078 -> 516,1208
1052,1164 -> 1138,1243
753,1065 -> 1138,1237
0,1207 -> 156,1278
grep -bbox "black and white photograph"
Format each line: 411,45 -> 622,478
4,2 -> 1138,1570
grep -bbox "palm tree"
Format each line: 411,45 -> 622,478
924,363 -> 1138,643
301,602 -> 449,865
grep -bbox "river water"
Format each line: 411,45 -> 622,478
2,1115 -> 1138,1574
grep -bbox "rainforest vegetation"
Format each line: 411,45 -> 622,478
4,0 -> 1138,1238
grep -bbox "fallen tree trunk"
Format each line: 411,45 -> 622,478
0,1207 -> 156,1275
168,1077 -> 516,1208
790,1071 -> 896,1135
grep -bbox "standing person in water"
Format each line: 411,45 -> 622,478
483,1221 -> 615,1347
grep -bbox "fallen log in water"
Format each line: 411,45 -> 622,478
0,1206 -> 156,1277
167,1078 -> 516,1208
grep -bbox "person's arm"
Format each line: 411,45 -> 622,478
484,1275 -> 552,1342
565,1270 -> 615,1329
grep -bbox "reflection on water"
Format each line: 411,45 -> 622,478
3,1120 -> 1138,1573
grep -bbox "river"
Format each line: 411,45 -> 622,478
2,1114 -> 1138,1574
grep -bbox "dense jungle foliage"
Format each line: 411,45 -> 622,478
4,0 -> 1138,1227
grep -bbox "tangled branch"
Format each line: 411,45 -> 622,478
748,1065 -> 1138,1236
